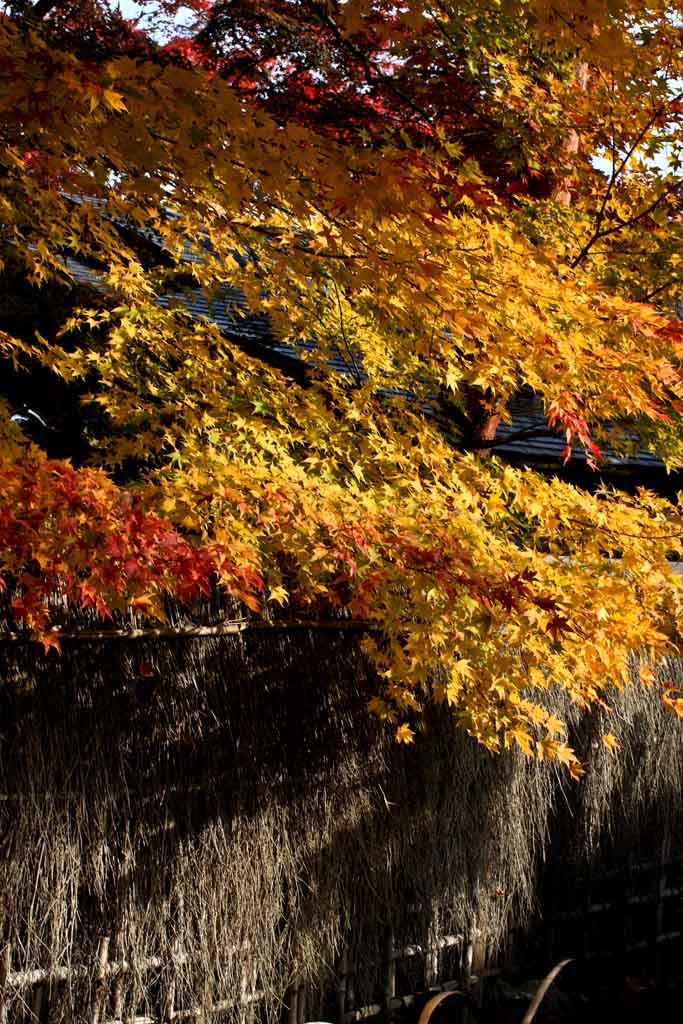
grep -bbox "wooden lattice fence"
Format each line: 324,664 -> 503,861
0,934 -> 469,1024
3,860 -> 683,1024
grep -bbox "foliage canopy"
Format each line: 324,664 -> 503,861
5,0 -> 683,768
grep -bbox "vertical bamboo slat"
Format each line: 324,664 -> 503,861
0,945 -> 11,1024
655,837 -> 670,985
345,956 -> 355,1018
239,954 -> 257,1012
287,983 -> 299,1024
582,872 -> 593,958
383,929 -> 395,1012
335,949 -> 348,1024
111,932 -> 124,1024
425,909 -> 439,988
296,983 -> 306,1024
461,939 -> 474,1024
161,973 -> 175,1024
90,937 -> 110,1024
462,937 -> 473,988
30,984 -> 43,1024
469,932 -> 486,1011
623,855 -> 634,957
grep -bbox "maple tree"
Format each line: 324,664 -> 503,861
5,0 -> 683,770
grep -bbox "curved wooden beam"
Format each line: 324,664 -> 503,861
416,989 -> 472,1024
520,958 -> 573,1024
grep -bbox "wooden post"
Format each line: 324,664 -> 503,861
0,945 -> 11,1024
91,937 -> 110,1024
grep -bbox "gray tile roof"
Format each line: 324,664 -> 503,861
55,221 -> 667,474
167,284 -> 369,380
495,390 -> 664,471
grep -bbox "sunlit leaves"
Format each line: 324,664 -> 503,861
0,444 -> 264,630
3,2 -> 683,768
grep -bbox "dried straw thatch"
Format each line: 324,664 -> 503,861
1,598 -> 683,1022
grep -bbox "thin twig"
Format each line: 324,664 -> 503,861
333,279 -> 364,383
572,91 -> 683,267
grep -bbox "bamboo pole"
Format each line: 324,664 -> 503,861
655,836 -> 670,986
30,984 -> 44,1024
0,945 -> 10,1024
396,936 -> 462,959
286,983 -> 299,1024
239,955 -> 257,1007
383,928 -> 395,1012
161,960 -> 175,1024
104,1017 -> 154,1024
335,949 -> 348,1024
296,984 -> 306,1024
109,930 -> 124,1024
91,937 -> 111,1024
8,955 -> 173,987
111,976 -> 124,1024
0,619 -> 378,645
425,906 -> 439,988
345,956 -> 355,1018
171,993 -> 263,1020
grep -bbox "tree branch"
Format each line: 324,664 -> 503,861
470,427 -> 560,450
22,0 -> 62,22
572,91 -> 683,267
308,1 -> 435,127
642,277 -> 683,303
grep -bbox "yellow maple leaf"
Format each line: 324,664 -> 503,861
602,733 -> 620,753
395,724 -> 415,744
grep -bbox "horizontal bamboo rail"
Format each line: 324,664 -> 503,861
4,937 -> 463,990
8,956 -> 174,988
0,619 -> 378,643
104,1018 -> 155,1024
0,933 -> 465,1024
3,559 -> 682,646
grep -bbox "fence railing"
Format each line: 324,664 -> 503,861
0,934 -> 466,1024
3,851 -> 683,1024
